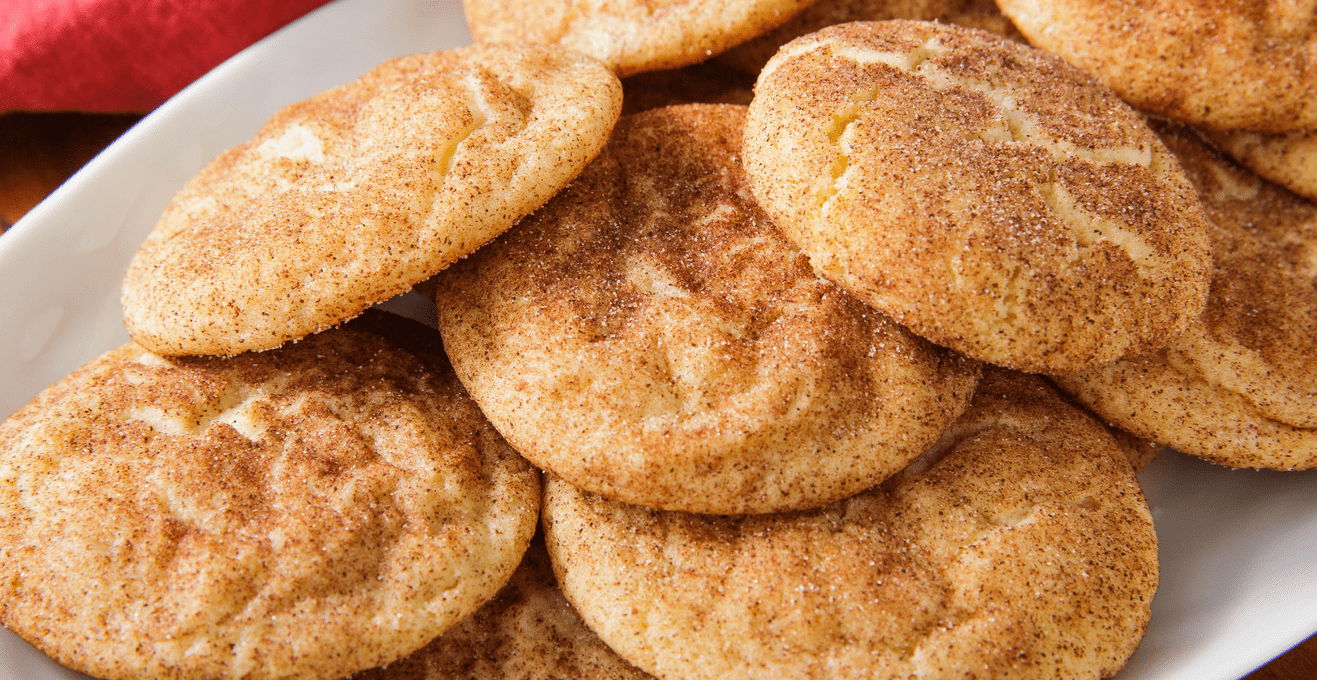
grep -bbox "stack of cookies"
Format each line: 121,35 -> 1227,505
1,0 -> 1314,678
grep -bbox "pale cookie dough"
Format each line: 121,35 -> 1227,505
122,43 -> 621,357
718,0 -> 1024,74
1206,128 -> 1317,202
743,20 -> 1213,374
353,536 -> 654,680
997,0 -> 1317,133
0,311 -> 541,680
1054,122 -> 1317,470
436,104 -> 980,514
462,0 -> 821,77
543,367 -> 1158,680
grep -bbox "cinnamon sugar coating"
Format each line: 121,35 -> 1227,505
122,44 -> 621,357
462,0 -> 821,77
0,312 -> 541,680
543,367 -> 1157,680
436,104 -> 980,514
743,20 -> 1212,374
997,0 -> 1317,133
1055,122 -> 1317,470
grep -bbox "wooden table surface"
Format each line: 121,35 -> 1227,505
1,111 -> 1315,680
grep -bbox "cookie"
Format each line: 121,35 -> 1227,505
1205,128 -> 1317,202
1054,122 -> 1317,471
717,0 -> 1024,74
743,20 -> 1213,374
543,367 -> 1158,680
436,104 -> 980,514
997,0 -> 1317,132
122,44 -> 621,357
353,536 -> 653,680
0,311 -> 541,680
462,0 -> 820,77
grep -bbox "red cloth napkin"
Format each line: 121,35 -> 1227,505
1,0 -> 333,112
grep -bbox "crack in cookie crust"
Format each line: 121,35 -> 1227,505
437,104 -> 980,515
743,20 -> 1211,374
1054,122 -> 1317,469
0,313 -> 541,680
122,44 -> 621,357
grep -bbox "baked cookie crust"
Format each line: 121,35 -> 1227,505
997,0 -> 1317,133
0,312 -> 541,680
122,44 -> 621,357
743,20 -> 1212,373
463,0 -> 821,77
544,367 -> 1158,680
1054,122 -> 1317,470
437,104 -> 980,514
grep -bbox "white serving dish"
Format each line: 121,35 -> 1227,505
0,2 -> 1313,679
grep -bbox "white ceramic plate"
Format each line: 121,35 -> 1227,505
1,2 -> 1314,679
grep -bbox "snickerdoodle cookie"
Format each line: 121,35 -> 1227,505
0,311 -> 541,680
122,44 -> 621,357
1054,122 -> 1317,470
436,104 -> 980,514
543,367 -> 1158,680
718,0 -> 1023,74
996,0 -> 1317,133
462,0 -> 820,77
743,20 -> 1212,374
353,536 -> 653,680
1205,128 -> 1317,202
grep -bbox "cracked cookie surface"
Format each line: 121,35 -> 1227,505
122,43 -> 621,357
1054,122 -> 1317,470
436,104 -> 980,515
0,311 -> 541,680
742,20 -> 1212,374
543,366 -> 1157,680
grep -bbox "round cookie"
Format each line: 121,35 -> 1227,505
435,104 -> 981,515
462,0 -> 821,77
122,43 -> 622,357
717,0 -> 1024,74
1053,122 -> 1317,471
353,536 -> 654,680
996,0 -> 1317,133
743,20 -> 1213,374
0,311 -> 541,680
543,367 -> 1158,680
1205,128 -> 1317,202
